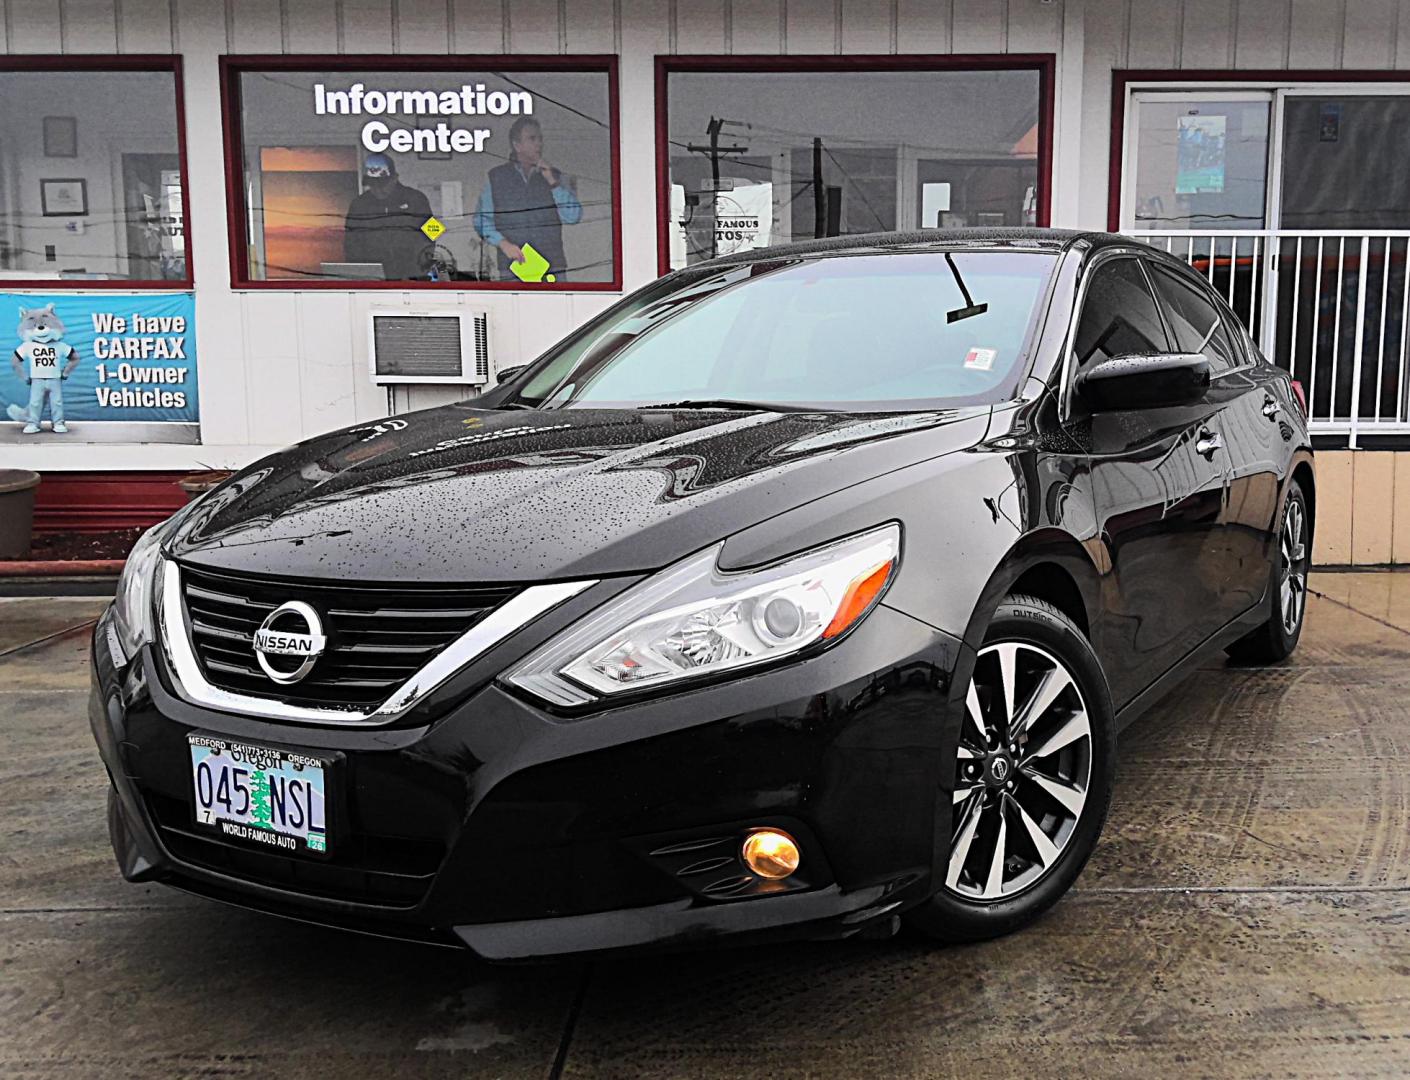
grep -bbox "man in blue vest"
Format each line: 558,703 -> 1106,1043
473,117 -> 582,281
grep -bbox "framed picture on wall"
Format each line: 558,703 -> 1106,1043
41,178 -> 88,217
42,115 -> 78,157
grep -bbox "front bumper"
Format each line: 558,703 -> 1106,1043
91,600 -> 964,961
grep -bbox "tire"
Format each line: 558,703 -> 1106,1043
908,594 -> 1116,944
1225,479 -> 1310,664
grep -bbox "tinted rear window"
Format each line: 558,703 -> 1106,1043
1147,263 -> 1240,373
1073,257 -> 1169,373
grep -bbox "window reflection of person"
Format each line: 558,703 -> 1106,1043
473,117 -> 582,280
343,152 -> 433,280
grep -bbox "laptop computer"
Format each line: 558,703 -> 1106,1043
319,262 -> 387,280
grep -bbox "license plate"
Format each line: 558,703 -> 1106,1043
188,734 -> 331,856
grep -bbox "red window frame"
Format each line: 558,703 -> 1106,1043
220,54 -> 623,292
0,55 -> 193,291
654,53 -> 1056,276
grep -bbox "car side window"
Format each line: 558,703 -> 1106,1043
1072,257 -> 1171,376
1147,263 -> 1239,373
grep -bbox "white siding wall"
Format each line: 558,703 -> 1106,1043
3,0 -> 1402,472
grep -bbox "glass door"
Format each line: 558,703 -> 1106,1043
1121,85 -> 1410,438
1124,92 -> 1273,232
1272,90 -> 1410,429
1277,93 -> 1410,230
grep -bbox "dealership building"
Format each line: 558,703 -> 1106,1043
1,0 -> 1408,564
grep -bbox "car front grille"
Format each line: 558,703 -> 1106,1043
177,564 -> 520,709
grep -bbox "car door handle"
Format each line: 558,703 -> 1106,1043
1262,397 -> 1282,419
1196,429 -> 1222,458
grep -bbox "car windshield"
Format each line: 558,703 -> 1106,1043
509,249 -> 1058,412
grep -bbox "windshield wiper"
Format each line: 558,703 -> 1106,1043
635,398 -> 830,413
944,252 -> 989,324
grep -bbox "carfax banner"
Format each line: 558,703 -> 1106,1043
1,291 -> 199,444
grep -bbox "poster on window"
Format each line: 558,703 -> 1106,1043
713,183 -> 773,258
0,291 -> 199,444
1175,114 -> 1227,195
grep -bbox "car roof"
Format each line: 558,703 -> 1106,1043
700,227 -> 1131,269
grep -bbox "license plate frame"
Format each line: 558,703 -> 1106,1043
187,732 -> 339,859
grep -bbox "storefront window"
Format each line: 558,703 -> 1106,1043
0,62 -> 188,285
226,60 -> 619,288
660,61 -> 1047,271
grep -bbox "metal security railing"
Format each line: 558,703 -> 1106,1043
1136,230 -> 1410,445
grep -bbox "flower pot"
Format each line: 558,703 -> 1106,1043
177,470 -> 233,503
0,470 -> 41,559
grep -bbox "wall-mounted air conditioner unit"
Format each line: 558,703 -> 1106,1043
367,307 -> 490,385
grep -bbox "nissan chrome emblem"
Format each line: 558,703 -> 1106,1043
253,601 -> 327,685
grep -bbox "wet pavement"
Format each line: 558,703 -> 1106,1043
2,578 -> 1409,1078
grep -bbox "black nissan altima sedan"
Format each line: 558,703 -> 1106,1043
91,229 -> 1313,960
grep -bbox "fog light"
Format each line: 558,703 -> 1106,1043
741,829 -> 801,880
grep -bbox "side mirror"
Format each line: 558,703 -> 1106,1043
1075,352 -> 1210,412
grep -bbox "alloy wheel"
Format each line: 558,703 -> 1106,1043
1280,498 -> 1309,636
947,641 -> 1092,902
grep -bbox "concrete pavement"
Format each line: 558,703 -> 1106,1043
2,580 -> 1408,1078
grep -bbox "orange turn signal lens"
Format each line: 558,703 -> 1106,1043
821,559 -> 895,640
741,829 -> 801,880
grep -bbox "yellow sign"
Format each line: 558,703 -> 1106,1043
420,216 -> 445,241
510,242 -> 555,284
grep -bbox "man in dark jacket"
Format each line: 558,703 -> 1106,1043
343,153 -> 433,280
472,117 -> 582,281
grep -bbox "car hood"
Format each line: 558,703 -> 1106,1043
169,404 -> 992,582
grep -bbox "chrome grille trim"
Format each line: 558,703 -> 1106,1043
178,567 -> 516,707
158,559 -> 596,726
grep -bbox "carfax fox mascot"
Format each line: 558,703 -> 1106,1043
8,303 -> 80,434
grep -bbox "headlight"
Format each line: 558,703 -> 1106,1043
111,519 -> 172,661
502,523 -> 900,708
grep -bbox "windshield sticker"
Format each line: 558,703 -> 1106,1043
964,347 -> 997,371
